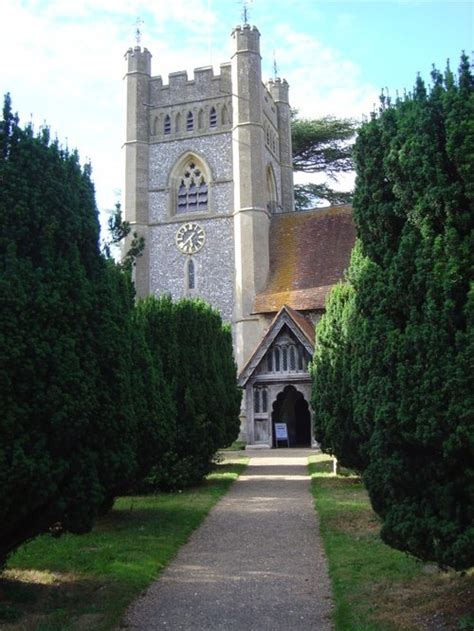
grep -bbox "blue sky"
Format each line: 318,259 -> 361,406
0,0 -> 472,223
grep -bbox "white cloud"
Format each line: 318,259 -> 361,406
0,2 -> 378,227
266,24 -> 378,119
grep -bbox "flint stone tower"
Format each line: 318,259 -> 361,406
124,24 -> 294,371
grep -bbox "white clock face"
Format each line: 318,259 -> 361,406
175,222 -> 205,254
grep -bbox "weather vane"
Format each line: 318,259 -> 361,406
134,17 -> 144,45
273,50 -> 279,79
239,0 -> 253,24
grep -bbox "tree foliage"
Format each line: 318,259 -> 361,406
292,115 -> 357,208
0,95 -> 138,564
0,95 -> 242,566
134,296 -> 242,490
103,202 -> 145,271
311,56 -> 474,570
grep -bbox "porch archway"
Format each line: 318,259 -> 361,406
271,385 -> 311,447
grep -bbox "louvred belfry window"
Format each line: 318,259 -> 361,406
209,107 -> 217,127
177,162 -> 208,213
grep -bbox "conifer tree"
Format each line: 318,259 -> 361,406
0,96 -> 137,564
292,115 -> 357,208
311,56 -> 473,569
136,296 -> 241,489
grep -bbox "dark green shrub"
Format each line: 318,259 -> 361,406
311,56 -> 474,569
135,296 -> 241,490
0,96 -> 136,565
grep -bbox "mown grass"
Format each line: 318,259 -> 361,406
1,458 -> 247,631
309,454 -> 474,631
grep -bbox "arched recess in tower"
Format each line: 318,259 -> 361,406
266,163 -> 278,214
168,152 -> 212,216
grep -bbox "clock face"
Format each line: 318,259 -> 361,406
175,222 -> 205,254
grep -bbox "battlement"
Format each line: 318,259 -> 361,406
149,63 -> 232,107
231,24 -> 261,54
267,77 -> 290,104
125,46 -> 152,75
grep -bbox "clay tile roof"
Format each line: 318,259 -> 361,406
254,205 -> 356,314
284,305 -> 315,345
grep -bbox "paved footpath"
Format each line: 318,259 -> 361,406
123,449 -> 333,630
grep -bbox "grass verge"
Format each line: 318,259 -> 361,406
309,454 -> 474,631
1,457 -> 248,631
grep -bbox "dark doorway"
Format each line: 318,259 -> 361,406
271,385 -> 311,447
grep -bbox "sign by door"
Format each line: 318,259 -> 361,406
274,423 -> 289,447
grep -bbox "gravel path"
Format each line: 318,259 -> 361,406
122,449 -> 333,630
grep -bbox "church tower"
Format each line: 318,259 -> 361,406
123,23 -> 294,371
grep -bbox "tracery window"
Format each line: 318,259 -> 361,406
164,114 -> 171,135
266,342 -> 308,373
177,161 -> 208,213
209,107 -> 217,128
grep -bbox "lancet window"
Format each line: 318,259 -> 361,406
164,114 -> 171,135
186,111 -> 194,131
254,386 -> 268,414
264,343 -> 309,374
176,160 -> 208,213
209,107 -> 217,128
187,259 -> 195,290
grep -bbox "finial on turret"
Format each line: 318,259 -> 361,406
239,0 -> 253,25
134,17 -> 144,45
273,50 -> 279,79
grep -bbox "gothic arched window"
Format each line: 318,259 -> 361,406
267,351 -> 273,372
164,114 -> 171,135
266,164 -> 278,214
209,107 -> 217,128
274,347 -> 280,372
282,346 -> 288,371
254,388 -> 260,413
262,388 -> 268,413
176,160 -> 208,214
289,345 -> 296,371
298,347 -> 304,371
186,111 -> 194,131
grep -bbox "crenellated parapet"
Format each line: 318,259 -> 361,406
125,45 -> 152,75
231,24 -> 261,55
149,63 -> 232,106
267,77 -> 289,104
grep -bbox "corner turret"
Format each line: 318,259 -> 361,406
124,46 -> 152,295
268,77 -> 294,212
231,23 -> 269,369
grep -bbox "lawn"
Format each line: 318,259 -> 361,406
309,454 -> 474,631
0,457 -> 247,631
